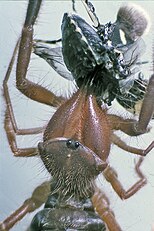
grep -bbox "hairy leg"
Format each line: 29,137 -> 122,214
92,188 -> 122,231
103,158 -> 146,199
0,181 -> 50,231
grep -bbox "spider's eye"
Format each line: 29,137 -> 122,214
66,139 -> 80,150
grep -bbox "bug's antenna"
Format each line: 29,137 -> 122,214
81,0 -> 100,28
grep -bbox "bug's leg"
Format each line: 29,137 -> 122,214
34,38 -> 62,44
0,181 -> 50,231
111,133 -> 154,156
92,188 -> 122,231
3,40 -> 45,157
16,0 -> 65,107
103,158 -> 147,200
82,0 -> 100,28
108,75 -> 154,137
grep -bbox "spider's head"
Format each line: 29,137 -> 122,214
38,138 -> 107,199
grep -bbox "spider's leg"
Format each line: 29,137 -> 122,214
3,39 -> 45,157
103,158 -> 146,200
135,74 -> 154,134
4,107 -> 42,157
16,0 -> 65,107
111,133 -> 154,156
105,119 -> 153,200
108,113 -> 154,157
3,0 -> 67,157
0,181 -> 50,231
108,96 -> 154,137
92,188 -> 122,231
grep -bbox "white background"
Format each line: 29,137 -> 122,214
0,1 -> 154,231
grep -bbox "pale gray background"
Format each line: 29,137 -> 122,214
0,1 -> 154,231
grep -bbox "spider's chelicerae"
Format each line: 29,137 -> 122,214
0,1 -> 154,231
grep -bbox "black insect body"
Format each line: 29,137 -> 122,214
61,13 -> 121,106
34,2 -> 150,110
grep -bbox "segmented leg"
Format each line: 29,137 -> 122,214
16,0 -> 65,107
4,107 -> 40,157
108,75 -> 154,137
3,40 -> 45,156
111,133 -> 154,156
103,158 -> 146,199
3,0 -> 65,156
92,188 -> 122,231
136,75 -> 154,133
0,181 -> 50,231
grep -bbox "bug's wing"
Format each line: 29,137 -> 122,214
119,37 -> 147,91
115,37 -> 148,114
118,37 -> 146,66
33,42 -> 74,81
